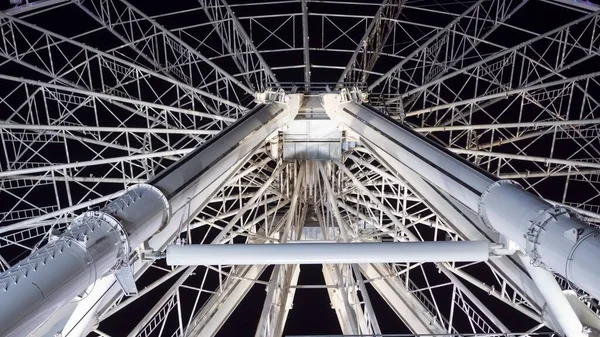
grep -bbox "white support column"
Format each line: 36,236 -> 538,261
519,254 -> 585,337
364,145 -> 550,314
334,149 -> 521,334
255,265 -> 300,337
322,264 -> 362,335
351,264 -> 382,335
0,184 -> 169,337
359,263 -> 447,334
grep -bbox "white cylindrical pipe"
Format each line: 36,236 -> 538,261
519,254 -> 585,337
166,241 -> 490,266
480,181 -> 600,301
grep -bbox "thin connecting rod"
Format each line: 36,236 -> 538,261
301,0 -> 311,90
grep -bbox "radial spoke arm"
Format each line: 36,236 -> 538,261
359,263 -> 447,334
186,265 -> 268,337
255,265 -> 300,337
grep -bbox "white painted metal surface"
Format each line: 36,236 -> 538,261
519,254 -> 585,337
165,241 -> 490,266
481,181 -> 600,300
0,184 -> 169,337
0,100 -> 299,337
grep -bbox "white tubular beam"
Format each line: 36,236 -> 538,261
0,74 -> 237,122
322,265 -> 361,335
0,149 -> 192,179
60,276 -> 118,337
301,0 -> 310,89
63,97 -> 300,337
254,264 -> 300,337
413,118 -> 600,132
323,96 -> 493,211
452,149 -> 600,170
519,254 -> 585,337
166,241 -> 489,266
367,146 -> 550,316
0,123 -> 219,135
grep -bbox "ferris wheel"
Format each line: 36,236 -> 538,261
1,0 -> 600,336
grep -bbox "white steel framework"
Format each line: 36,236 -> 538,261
1,1 -> 600,337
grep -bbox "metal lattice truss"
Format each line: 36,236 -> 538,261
1,0 -> 600,336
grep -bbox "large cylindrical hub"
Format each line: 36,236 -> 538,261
0,184 -> 170,337
0,212 -> 124,337
479,180 -> 600,300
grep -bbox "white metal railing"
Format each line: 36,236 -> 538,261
555,125 -> 599,141
0,222 -> 67,249
454,291 -> 495,334
524,87 -> 570,106
1,178 -> 53,191
165,35 -> 191,60
136,296 -> 177,337
0,205 -> 59,222
480,52 -> 514,76
102,57 -> 134,78
8,161 -> 55,170
46,90 -> 94,108
398,271 -> 458,333
3,131 -> 62,144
